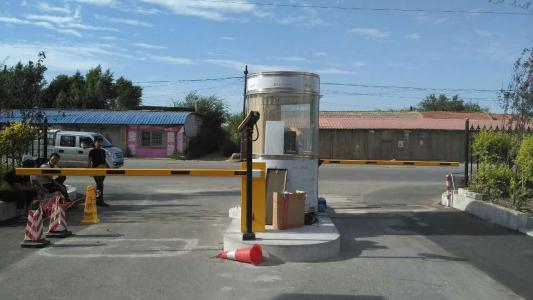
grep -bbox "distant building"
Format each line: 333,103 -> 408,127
319,111 -> 508,162
0,109 -> 202,158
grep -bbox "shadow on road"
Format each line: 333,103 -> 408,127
330,208 -> 533,298
274,294 -> 385,300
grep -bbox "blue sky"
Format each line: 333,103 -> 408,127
0,0 -> 531,113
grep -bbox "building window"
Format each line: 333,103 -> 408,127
59,135 -> 76,147
141,131 -> 164,147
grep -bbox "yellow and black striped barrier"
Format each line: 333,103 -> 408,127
16,163 -> 267,233
16,168 -> 263,177
319,159 -> 459,167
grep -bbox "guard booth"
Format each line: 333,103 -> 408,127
246,71 -> 320,222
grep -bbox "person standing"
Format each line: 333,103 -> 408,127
88,137 -> 109,207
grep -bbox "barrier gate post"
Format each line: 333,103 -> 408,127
239,111 -> 261,241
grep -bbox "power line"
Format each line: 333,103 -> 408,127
135,75 -> 506,95
321,82 -> 504,93
192,0 -> 533,16
133,76 -> 243,84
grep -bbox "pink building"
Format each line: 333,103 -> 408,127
2,109 -> 202,158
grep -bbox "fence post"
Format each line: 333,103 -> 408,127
464,118 -> 470,185
42,117 -> 48,162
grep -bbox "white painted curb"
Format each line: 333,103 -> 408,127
441,189 -> 532,237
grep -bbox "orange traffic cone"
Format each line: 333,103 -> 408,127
47,193 -> 72,238
215,244 -> 262,265
82,185 -> 100,224
20,205 -> 50,248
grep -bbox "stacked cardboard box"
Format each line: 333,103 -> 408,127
272,191 -> 305,230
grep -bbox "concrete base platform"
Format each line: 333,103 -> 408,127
223,215 -> 340,263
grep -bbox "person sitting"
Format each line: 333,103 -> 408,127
32,153 -> 71,202
0,155 -> 39,221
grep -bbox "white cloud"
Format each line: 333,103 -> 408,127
26,14 -> 75,24
131,42 -> 167,49
405,33 -> 420,40
205,59 -> 297,72
0,16 -> 32,25
0,42 -> 122,71
278,6 -> 331,26
37,3 -> 71,15
101,36 -> 119,40
207,51 -> 232,57
0,16 -> 84,37
25,13 -> 116,31
141,0 -> 256,21
95,15 -> 153,27
352,61 -> 367,67
149,54 -> 193,65
473,29 -> 494,37
414,13 -> 448,25
56,28 -> 83,37
267,56 -> 306,62
315,68 -> 354,75
71,0 -> 116,5
221,36 -> 236,41
348,28 -> 390,39
314,52 -> 327,56
132,6 -> 163,15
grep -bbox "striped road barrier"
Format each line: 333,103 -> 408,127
319,159 -> 459,167
16,163 -> 267,233
16,168 -> 263,177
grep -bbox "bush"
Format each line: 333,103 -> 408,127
0,165 -> 12,179
471,164 -> 515,200
224,114 -> 243,147
221,140 -> 239,157
0,122 -> 39,167
472,130 -> 518,165
516,135 -> 533,183
170,149 -> 187,160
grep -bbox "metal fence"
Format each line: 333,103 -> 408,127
464,119 -> 532,185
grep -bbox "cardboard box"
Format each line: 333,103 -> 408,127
265,169 -> 287,225
273,191 -> 305,230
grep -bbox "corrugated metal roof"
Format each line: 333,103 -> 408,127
0,109 -> 191,125
319,118 -> 508,130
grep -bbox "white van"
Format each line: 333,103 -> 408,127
35,130 -> 124,168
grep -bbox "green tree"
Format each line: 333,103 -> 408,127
85,65 -> 115,109
173,92 -> 229,157
417,94 -> 485,112
114,77 -> 142,109
0,53 -> 143,110
0,52 -> 47,110
225,113 -> 244,146
500,48 -> 533,134
42,74 -> 71,107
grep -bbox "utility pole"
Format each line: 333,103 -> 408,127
240,65 -> 248,161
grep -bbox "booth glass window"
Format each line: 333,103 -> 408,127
248,93 -> 319,157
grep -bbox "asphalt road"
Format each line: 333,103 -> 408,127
1,159 -> 532,300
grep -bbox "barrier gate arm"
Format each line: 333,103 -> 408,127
319,159 -> 459,167
16,168 -> 264,177
16,166 -> 267,234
